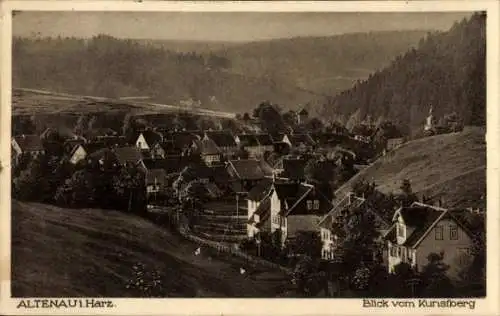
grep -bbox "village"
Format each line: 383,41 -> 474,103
10,89 -> 485,298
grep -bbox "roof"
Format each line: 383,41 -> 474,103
281,158 -> 307,180
205,131 -> 237,148
96,136 -> 127,147
273,182 -> 313,215
298,108 -> 309,115
138,130 -> 163,146
247,178 -> 273,201
286,134 -> 316,146
227,159 -> 273,180
254,196 -> 271,228
83,142 -> 107,155
193,138 -> 220,155
64,139 -> 86,154
236,134 -> 259,147
393,202 -> 447,248
13,135 -> 44,152
255,134 -> 274,146
171,132 -> 200,149
114,146 -> 143,164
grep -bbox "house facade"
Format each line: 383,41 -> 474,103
69,144 -> 87,165
385,202 -> 475,278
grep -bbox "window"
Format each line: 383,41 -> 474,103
397,246 -> 402,257
435,225 -> 444,240
450,224 -> 458,240
313,200 -> 320,210
307,200 -> 313,210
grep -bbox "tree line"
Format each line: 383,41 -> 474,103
322,13 -> 486,134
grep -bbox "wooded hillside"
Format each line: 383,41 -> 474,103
322,13 -> 486,132
12,31 -> 427,114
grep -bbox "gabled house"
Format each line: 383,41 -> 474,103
270,182 -> 332,248
204,131 -> 237,157
247,179 -> 332,249
226,159 -> 274,193
11,135 -> 45,164
192,138 -> 222,166
384,201 -> 476,278
68,144 -> 88,165
278,157 -> 307,182
135,130 -> 163,150
150,141 -> 181,159
296,108 -> 309,125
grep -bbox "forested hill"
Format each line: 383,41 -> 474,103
322,12 -> 485,132
12,30 -> 427,114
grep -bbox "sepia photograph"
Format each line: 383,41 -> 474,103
1,1 -> 497,313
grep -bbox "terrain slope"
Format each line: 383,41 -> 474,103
11,201 -> 291,297
334,127 -> 486,210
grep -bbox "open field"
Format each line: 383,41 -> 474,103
12,88 -> 236,119
11,201 -> 292,297
334,127 -> 486,210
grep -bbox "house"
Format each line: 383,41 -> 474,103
246,178 -> 274,238
384,201 -> 476,278
40,127 -> 83,142
169,132 -> 201,155
225,159 -> 274,193
85,128 -> 118,140
135,130 -> 163,150
204,131 -> 237,157
247,178 -> 332,249
282,134 -> 316,152
318,192 -> 390,261
235,134 -> 275,158
11,135 -> 45,163
296,108 -> 309,125
150,141 -> 182,159
95,136 -> 127,148
114,146 -> 144,167
87,148 -> 120,171
192,138 -> 222,166
144,168 -> 167,197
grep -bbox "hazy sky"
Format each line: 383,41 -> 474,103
13,11 -> 474,42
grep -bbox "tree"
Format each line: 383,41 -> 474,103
54,169 -> 96,208
12,154 -> 51,202
113,165 -> 147,215
398,179 -> 418,207
420,252 -> 455,297
242,112 -> 251,121
305,117 -> 324,133
291,256 -> 324,297
288,231 -> 322,258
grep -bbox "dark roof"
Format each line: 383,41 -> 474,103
142,157 -> 192,175
114,146 -> 143,164
87,128 -> 117,138
83,142 -> 107,155
64,139 -> 86,154
298,108 -> 309,115
228,159 -> 273,180
205,131 -> 236,148
254,196 -> 272,228
273,182 -> 313,214
88,148 -> 117,162
193,138 -> 220,155
384,225 -> 397,243
237,134 -> 259,147
168,132 -> 200,150
247,178 -> 273,201
96,136 -> 127,147
255,134 -> 274,146
13,135 -> 44,152
282,158 -> 307,180
138,130 -> 163,146
395,203 -> 447,247
286,134 -> 316,146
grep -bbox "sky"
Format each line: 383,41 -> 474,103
13,11 -> 474,42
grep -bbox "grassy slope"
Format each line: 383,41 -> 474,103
11,201 -> 292,297
334,127 -> 486,209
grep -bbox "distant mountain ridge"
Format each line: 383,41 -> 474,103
322,13 -> 486,132
13,30 -> 429,114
